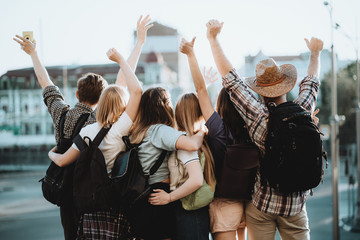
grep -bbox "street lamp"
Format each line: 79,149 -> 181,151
323,1 -> 340,239
335,21 -> 360,233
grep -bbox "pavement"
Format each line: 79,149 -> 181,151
0,160 -> 359,240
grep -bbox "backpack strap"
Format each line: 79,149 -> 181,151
58,110 -> 69,142
73,126 -> 111,152
71,113 -> 90,138
92,126 -> 111,147
149,150 -> 168,175
121,135 -> 167,176
73,134 -> 88,152
266,101 -> 277,114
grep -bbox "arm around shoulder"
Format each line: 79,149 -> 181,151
175,129 -> 205,151
48,146 -> 80,167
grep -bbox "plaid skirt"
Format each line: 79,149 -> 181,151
77,210 -> 133,240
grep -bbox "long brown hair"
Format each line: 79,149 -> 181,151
96,85 -> 127,128
129,87 -> 175,144
175,93 -> 216,190
216,88 -> 250,143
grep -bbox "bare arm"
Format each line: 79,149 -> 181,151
13,35 -> 54,89
175,129 -> 205,151
48,146 -> 79,167
107,48 -> 142,121
206,20 -> 233,77
149,161 -> 203,205
115,15 -> 153,86
180,37 -> 214,121
305,37 -> 324,77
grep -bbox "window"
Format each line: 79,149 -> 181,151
35,124 -> 40,135
24,123 -> 30,135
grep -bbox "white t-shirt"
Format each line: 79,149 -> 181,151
72,111 -> 133,173
177,150 -> 199,166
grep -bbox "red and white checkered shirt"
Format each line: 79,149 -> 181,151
222,69 -> 319,217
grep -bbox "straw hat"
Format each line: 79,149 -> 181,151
244,58 -> 297,98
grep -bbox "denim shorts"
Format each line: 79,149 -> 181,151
175,201 -> 210,240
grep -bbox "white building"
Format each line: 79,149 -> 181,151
0,21 -> 185,151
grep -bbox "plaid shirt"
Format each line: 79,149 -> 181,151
223,69 -> 319,217
42,85 -> 96,143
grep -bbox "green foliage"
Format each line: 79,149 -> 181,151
318,62 -> 358,144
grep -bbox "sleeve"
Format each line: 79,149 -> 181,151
150,124 -> 185,151
177,150 -> 199,166
222,69 -> 265,127
205,112 -> 227,142
107,111 -> 133,142
294,75 -> 320,112
42,85 -> 70,125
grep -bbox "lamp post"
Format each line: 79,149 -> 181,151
337,20 -> 360,232
324,1 -> 340,239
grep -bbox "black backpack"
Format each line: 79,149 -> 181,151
39,111 -> 89,206
73,132 -> 167,213
261,101 -> 327,194
111,136 -> 168,207
72,126 -> 112,213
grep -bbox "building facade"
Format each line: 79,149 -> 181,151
0,21 -> 185,152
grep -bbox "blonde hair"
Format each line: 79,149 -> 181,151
175,93 -> 216,190
96,85 -> 127,127
130,87 -> 175,144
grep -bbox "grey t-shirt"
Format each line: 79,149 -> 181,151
137,124 -> 184,185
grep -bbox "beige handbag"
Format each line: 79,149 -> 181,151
168,151 -> 188,191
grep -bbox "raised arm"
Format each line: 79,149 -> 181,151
115,15 -> 153,86
107,48 -> 142,121
149,160 -> 203,205
48,146 -> 80,167
13,35 -> 54,89
180,37 -> 214,121
305,37 -> 324,77
206,20 -> 233,77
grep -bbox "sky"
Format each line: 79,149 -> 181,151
1,0 -> 359,77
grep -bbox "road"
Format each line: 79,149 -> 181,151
0,165 -> 359,240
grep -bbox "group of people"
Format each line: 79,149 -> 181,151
14,15 -> 324,240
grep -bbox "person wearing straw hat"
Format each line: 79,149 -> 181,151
206,19 -> 323,240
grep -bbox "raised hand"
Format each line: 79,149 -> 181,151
203,66 -> 218,85
137,15 -> 153,44
304,37 -> 324,53
106,48 -> 124,64
206,19 -> 224,40
179,37 -> 196,55
13,35 -> 36,56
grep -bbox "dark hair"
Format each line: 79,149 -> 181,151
130,87 -> 175,144
216,88 -> 250,143
77,73 -> 107,105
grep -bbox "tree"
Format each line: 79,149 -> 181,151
318,62 -> 357,144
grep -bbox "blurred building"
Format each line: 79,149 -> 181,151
0,21 -> 184,152
135,21 -> 190,91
